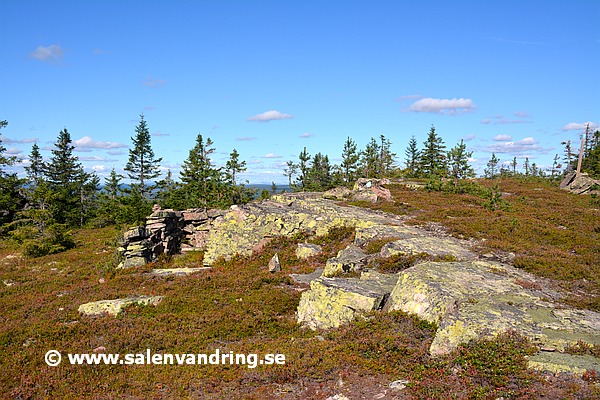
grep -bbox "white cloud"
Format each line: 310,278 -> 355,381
406,98 -> 475,115
493,134 -> 513,141
236,136 -> 257,141
481,114 -> 531,125
5,147 -> 23,155
92,165 -> 106,171
74,136 -> 127,150
487,136 -> 550,154
513,111 -> 530,118
463,134 -> 477,141
562,121 -> 599,131
299,132 -> 313,138
397,94 -> 424,101
262,153 -> 283,159
248,110 -> 293,122
152,131 -> 170,137
29,44 -> 64,62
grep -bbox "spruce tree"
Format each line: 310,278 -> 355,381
225,149 -> 247,204
307,152 -> 332,191
404,135 -> 420,177
104,167 -> 124,200
0,120 -> 25,227
180,133 -> 221,208
360,138 -> 380,178
419,126 -> 446,177
447,139 -> 474,187
44,128 -> 91,225
341,137 -> 360,185
124,114 -> 162,199
296,147 -> 311,191
378,134 -> 395,177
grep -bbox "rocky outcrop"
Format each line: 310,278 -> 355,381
323,178 -> 392,203
295,243 -> 322,259
78,295 -> 164,316
323,244 -> 368,277
386,261 -> 600,356
560,171 -> 600,194
296,271 -> 399,330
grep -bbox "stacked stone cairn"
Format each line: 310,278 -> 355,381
117,207 -> 227,268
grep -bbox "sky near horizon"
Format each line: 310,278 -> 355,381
1,0 -> 599,184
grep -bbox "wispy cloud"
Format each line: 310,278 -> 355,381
493,134 -> 513,141
74,136 -> 128,150
248,110 -> 293,122
299,132 -> 313,138
562,121 -> 599,131
0,136 -> 37,144
236,136 -> 257,141
262,153 -> 283,159
462,134 -> 477,142
397,94 -> 424,101
144,76 -> 166,88
487,136 -> 551,154
152,131 -> 170,137
405,97 -> 475,115
79,156 -> 116,162
29,44 -> 64,63
92,48 -> 110,56
481,114 -> 531,125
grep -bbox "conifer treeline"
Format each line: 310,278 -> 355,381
0,116 -> 599,257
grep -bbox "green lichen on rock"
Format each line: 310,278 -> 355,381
295,243 -> 322,259
323,244 -> 368,277
296,271 -> 399,330
528,352 -> 600,374
380,236 -> 475,261
386,261 -> 600,355
78,295 -> 164,316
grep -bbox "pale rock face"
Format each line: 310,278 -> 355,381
78,296 -> 164,316
295,243 -> 322,259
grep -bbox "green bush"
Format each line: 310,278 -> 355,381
21,223 -> 75,258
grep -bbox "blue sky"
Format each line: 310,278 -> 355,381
1,0 -> 599,184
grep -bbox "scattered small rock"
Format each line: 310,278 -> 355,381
268,253 -> 281,273
389,379 -> 409,390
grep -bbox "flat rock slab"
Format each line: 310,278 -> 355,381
290,268 -> 324,285
297,271 -> 399,330
380,236 -> 476,261
528,352 -> 600,374
149,267 -> 212,277
323,244 -> 368,277
78,295 -> 164,316
386,261 -> 600,356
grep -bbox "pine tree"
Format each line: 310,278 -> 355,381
404,135 -> 420,177
225,149 -> 247,204
511,157 -> 518,175
283,160 -> 297,189
447,139 -> 474,186
523,157 -> 530,176
484,153 -> 500,179
341,137 -> 360,185
378,134 -> 395,177
419,126 -> 447,177
124,114 -> 162,199
296,147 -> 311,191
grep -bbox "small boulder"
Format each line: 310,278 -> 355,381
323,244 -> 368,277
268,253 -> 281,273
296,243 -> 322,259
78,295 -> 164,317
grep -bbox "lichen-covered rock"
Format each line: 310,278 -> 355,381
296,243 -> 323,259
297,271 -> 399,330
528,352 -> 600,374
560,171 -> 600,195
386,261 -> 600,355
149,267 -> 211,277
323,244 -> 368,277
78,295 -> 164,316
202,193 -> 406,265
380,237 -> 476,261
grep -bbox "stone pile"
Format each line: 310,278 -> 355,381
560,171 -> 600,195
117,207 -> 227,268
